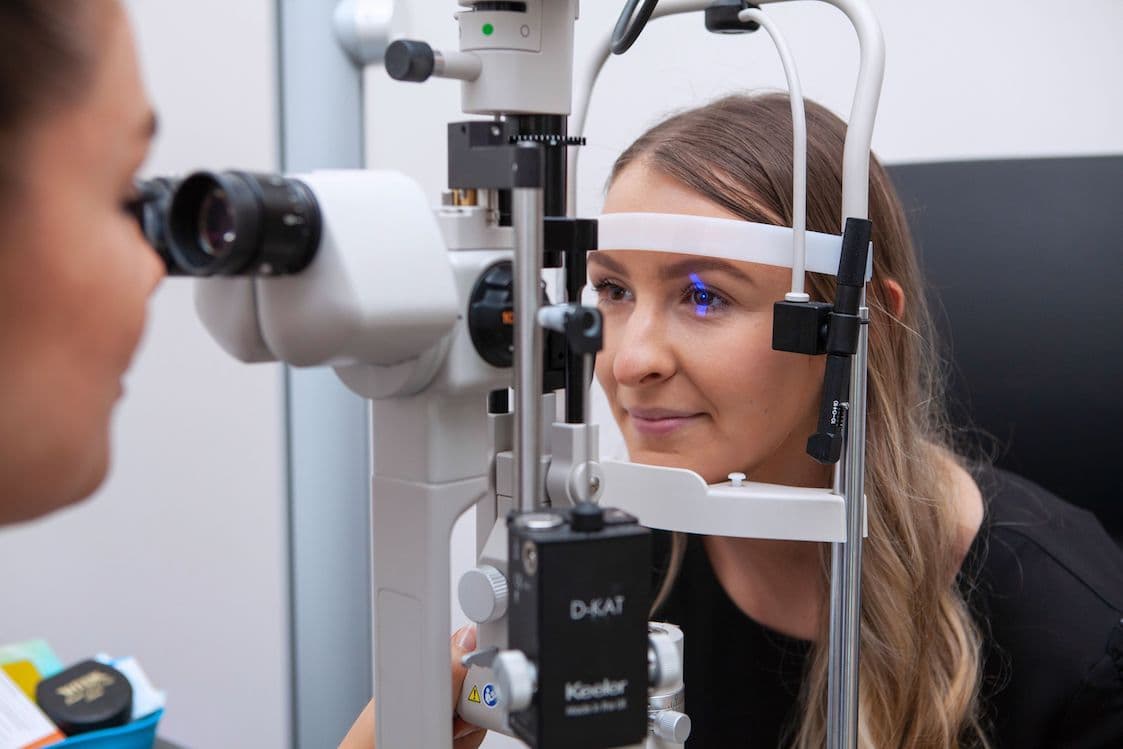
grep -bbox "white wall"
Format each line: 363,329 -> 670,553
0,3 -> 290,748
368,0 -> 1123,210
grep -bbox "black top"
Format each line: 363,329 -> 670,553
653,466 -> 1123,747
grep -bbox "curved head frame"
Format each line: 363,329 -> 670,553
596,212 -> 873,280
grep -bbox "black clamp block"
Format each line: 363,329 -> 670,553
705,1 -> 760,34
773,300 -> 832,355
544,217 -> 598,256
448,121 -> 544,190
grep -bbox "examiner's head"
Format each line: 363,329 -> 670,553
0,0 -> 164,524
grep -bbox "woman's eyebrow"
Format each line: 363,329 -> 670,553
587,252 -> 628,275
588,253 -> 756,286
657,258 -> 754,284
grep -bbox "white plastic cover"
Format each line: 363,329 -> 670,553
596,212 -> 874,280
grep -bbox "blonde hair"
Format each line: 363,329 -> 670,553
614,94 -> 987,748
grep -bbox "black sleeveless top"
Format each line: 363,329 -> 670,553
653,466 -> 1123,747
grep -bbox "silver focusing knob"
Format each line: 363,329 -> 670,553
648,628 -> 682,691
494,650 -> 537,713
458,565 -> 509,623
652,710 -> 692,743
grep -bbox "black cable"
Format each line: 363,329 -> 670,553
611,0 -> 660,55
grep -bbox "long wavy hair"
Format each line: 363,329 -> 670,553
611,94 -> 987,748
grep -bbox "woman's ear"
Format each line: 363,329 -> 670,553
879,278 -> 906,319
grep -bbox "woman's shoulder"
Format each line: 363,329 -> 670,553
968,464 -> 1123,613
964,464 -> 1123,746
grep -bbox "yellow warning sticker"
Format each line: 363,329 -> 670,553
468,685 -> 481,704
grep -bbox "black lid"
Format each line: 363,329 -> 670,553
570,501 -> 605,532
36,660 -> 133,736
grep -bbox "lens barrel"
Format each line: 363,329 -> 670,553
166,171 -> 321,276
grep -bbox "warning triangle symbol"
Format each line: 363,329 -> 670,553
468,685 -> 481,704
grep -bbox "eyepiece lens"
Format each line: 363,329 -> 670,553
198,187 -> 237,258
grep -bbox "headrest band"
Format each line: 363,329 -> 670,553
595,212 -> 874,281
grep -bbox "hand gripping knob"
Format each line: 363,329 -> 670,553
458,565 -> 509,624
494,650 -> 537,713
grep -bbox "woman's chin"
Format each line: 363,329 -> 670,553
626,446 -> 703,472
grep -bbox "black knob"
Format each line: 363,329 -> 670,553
705,1 -> 760,34
385,39 -> 435,82
570,502 -> 605,533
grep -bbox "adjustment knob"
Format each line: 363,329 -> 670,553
385,39 -> 435,82
570,501 -> 605,532
652,710 -> 692,743
494,650 -> 537,713
458,565 -> 509,624
648,628 -> 683,691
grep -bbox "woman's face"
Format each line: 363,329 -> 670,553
593,161 -> 830,488
0,5 -> 163,523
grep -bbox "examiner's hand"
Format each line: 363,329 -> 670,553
338,625 -> 486,749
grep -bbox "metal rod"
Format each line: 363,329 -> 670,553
826,529 -> 844,745
513,184 -> 545,512
826,304 -> 869,748
583,352 -> 595,502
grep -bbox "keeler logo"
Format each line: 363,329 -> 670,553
564,678 -> 628,702
569,595 -> 625,620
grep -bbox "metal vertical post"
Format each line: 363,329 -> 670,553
277,2 -> 371,747
826,304 -> 869,749
513,177 -> 545,512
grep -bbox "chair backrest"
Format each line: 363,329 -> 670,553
888,156 -> 1123,537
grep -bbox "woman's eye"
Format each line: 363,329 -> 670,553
592,279 -> 632,303
682,274 -> 728,315
689,288 -> 718,306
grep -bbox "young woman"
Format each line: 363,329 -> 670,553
588,94 -> 1123,748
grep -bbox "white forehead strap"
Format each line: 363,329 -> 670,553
596,212 -> 874,281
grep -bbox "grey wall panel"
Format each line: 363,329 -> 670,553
278,1 -> 373,747
890,156 -> 1123,534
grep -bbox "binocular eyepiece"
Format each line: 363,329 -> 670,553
132,171 -> 321,277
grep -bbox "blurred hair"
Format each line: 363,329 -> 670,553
0,0 -> 100,190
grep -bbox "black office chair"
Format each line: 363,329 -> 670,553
888,156 -> 1123,539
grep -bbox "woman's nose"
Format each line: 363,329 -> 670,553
611,306 -> 676,387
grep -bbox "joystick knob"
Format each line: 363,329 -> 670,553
458,565 -> 509,624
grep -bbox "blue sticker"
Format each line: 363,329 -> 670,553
482,683 -> 499,708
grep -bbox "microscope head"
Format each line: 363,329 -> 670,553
386,0 -> 580,117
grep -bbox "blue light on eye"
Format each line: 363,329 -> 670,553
690,272 -> 709,317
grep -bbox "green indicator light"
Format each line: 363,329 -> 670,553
482,23 -> 495,36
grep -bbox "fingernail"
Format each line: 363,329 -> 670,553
455,624 -> 477,651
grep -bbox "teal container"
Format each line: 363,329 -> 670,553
51,709 -> 163,748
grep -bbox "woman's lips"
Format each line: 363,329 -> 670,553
627,409 -> 704,436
